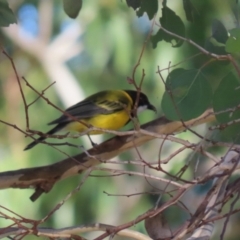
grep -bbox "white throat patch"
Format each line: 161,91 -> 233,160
137,105 -> 148,114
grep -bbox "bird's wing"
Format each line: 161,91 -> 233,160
48,99 -> 127,125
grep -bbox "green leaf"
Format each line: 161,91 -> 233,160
151,30 -> 163,48
126,0 -> 141,10
136,0 -> 158,20
205,20 -> 229,62
63,0 -> 82,19
182,0 -> 195,22
205,38 -> 227,55
161,68 -> 212,121
151,5 -> 185,48
225,28 -> 240,54
213,72 -> 240,143
0,0 -> 17,27
211,19 -> 228,44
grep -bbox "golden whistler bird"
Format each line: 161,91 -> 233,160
24,90 -> 156,150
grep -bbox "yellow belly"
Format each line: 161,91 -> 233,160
66,110 -> 130,135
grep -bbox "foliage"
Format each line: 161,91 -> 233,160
0,0 -> 17,26
1,0 -> 240,239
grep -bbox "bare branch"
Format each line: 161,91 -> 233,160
0,109 -> 215,201
0,223 -> 152,240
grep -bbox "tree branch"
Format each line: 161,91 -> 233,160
0,109 -> 215,201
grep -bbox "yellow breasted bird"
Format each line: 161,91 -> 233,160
24,90 -> 156,150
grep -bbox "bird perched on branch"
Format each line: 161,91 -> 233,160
24,89 -> 156,150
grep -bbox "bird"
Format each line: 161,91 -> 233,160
24,89 -> 156,150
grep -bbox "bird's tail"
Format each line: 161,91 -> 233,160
24,123 -> 66,151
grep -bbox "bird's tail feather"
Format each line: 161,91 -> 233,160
24,123 -> 66,151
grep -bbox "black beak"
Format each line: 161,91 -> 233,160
148,104 -> 157,113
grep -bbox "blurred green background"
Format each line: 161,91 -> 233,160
1,0 -> 240,239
